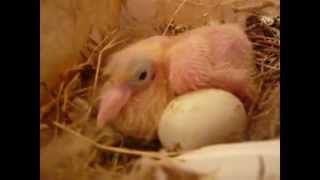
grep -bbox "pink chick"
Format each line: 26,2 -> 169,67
97,24 -> 257,141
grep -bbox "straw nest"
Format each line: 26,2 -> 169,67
40,0 -> 279,179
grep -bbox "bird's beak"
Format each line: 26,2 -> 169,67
97,84 -> 132,128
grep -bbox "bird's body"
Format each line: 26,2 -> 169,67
97,24 -> 257,140
167,24 -> 256,103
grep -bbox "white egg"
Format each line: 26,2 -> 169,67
158,89 -> 248,150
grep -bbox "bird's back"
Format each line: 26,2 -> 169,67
166,24 -> 257,105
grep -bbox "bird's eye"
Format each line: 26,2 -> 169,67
138,71 -> 148,81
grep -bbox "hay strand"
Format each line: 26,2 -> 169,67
53,122 -> 180,159
163,0 -> 188,35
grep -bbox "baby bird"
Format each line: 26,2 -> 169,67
97,24 -> 256,141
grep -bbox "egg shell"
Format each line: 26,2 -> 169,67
158,89 -> 248,150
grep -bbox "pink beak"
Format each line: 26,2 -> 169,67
97,85 -> 132,128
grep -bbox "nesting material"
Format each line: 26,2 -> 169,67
175,139 -> 280,180
40,0 -> 279,179
116,139 -> 280,180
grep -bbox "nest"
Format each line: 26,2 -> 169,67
40,1 -> 279,179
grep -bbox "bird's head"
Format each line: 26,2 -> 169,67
97,36 -> 170,128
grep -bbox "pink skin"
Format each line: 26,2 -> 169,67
97,84 -> 132,128
167,24 -> 255,104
